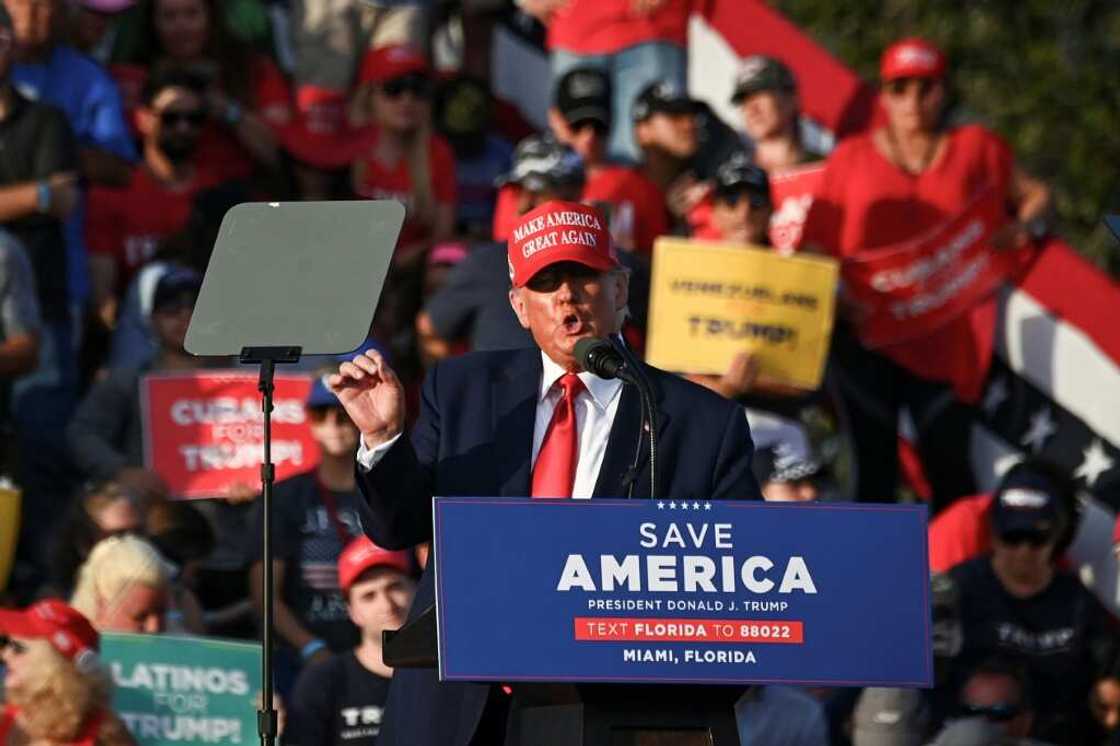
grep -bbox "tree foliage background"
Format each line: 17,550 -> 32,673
774,0 -> 1120,275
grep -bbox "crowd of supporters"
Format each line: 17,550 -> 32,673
0,1 -> 1116,745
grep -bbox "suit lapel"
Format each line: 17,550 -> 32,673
493,349 -> 541,497
592,368 -> 672,499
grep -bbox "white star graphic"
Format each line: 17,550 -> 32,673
668,501 -> 676,509
692,501 -> 701,510
680,501 -> 689,510
1075,439 -> 1115,487
983,377 -> 1008,416
657,501 -> 665,509
703,503 -> 712,511
1020,407 -> 1057,453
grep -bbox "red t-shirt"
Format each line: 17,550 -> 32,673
799,125 -> 1014,399
491,167 -> 668,253
548,0 -> 693,55
582,166 -> 669,254
87,164 -> 229,292
928,493 -> 993,574
111,56 -> 292,182
353,130 -> 457,253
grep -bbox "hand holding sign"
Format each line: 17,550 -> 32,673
329,349 -> 406,449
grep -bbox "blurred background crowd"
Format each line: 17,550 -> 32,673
0,0 -> 1117,745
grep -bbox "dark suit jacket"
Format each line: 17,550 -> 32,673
358,347 -> 761,746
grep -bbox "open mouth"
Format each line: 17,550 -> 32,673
561,313 -> 585,335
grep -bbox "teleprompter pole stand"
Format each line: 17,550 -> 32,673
241,345 -> 302,746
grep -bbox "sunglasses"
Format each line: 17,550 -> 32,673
0,636 -> 28,656
308,406 -> 351,425
960,702 -> 1022,722
382,74 -> 432,99
715,188 -> 769,209
571,119 -> 609,137
159,109 -> 207,128
526,262 -> 602,293
998,530 -> 1052,548
884,77 -> 937,99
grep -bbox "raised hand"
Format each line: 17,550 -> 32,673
327,350 -> 406,449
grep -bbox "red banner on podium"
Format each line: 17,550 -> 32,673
842,187 -> 1013,348
141,371 -> 319,499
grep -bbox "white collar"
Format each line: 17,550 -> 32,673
539,349 -> 624,412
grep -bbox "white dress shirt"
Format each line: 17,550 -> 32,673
356,351 -> 625,498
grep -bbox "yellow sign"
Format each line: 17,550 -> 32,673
0,482 -> 20,591
645,238 -> 839,390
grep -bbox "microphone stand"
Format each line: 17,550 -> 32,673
610,337 -> 657,501
240,345 -> 301,746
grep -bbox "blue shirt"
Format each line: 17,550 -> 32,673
735,686 -> 829,746
13,45 -> 137,307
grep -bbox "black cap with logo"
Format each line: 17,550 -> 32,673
632,81 -> 700,123
554,67 -> 612,128
730,55 -> 797,104
496,134 -> 585,193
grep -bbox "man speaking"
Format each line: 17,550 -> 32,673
329,200 -> 761,745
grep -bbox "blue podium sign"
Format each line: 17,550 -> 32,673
433,498 -> 932,687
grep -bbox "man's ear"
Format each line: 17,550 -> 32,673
612,270 -> 630,311
509,288 -> 531,330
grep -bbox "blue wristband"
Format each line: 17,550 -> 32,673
300,639 -> 326,659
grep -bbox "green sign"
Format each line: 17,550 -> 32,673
101,633 -> 261,745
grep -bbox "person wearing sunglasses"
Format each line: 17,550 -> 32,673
351,45 -> 456,270
0,599 -> 134,745
86,67 -> 233,330
933,462 -> 1114,743
799,36 -> 1054,515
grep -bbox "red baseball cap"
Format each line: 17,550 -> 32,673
274,85 -> 377,170
0,599 -> 99,664
358,45 -> 429,86
507,200 -> 618,288
337,536 -> 412,592
880,38 -> 947,82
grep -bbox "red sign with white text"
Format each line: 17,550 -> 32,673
141,372 -> 319,499
842,187 -> 1012,348
768,162 -> 825,254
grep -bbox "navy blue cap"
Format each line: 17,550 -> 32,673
991,470 -> 1063,536
306,375 -> 340,408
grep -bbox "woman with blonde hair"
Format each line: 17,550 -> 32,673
70,535 -> 170,635
0,599 -> 134,745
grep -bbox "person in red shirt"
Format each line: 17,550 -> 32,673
523,0 -> 692,162
799,38 -> 1053,510
350,45 -> 456,266
86,68 -> 233,327
0,599 -> 134,746
117,0 -> 287,173
548,67 -> 670,254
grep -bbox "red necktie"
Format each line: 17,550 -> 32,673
531,373 -> 585,498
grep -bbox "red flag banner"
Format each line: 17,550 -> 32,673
140,371 -> 320,499
841,187 -> 1014,348
768,162 -> 826,254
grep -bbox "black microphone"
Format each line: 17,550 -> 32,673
575,336 -> 658,500
575,337 -> 635,383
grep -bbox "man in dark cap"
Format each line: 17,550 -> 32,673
547,67 -> 669,254
67,268 -> 207,502
934,460 -> 1115,742
730,55 -> 819,173
695,151 -> 773,245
